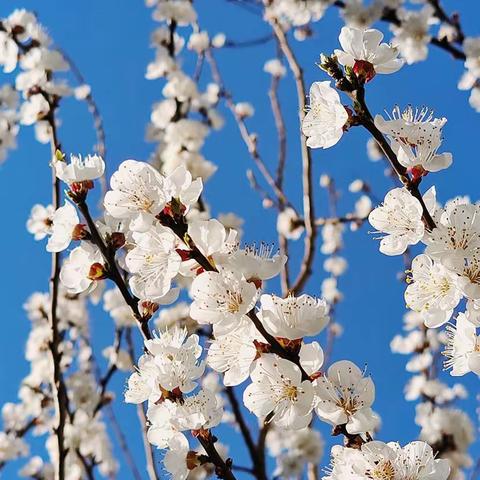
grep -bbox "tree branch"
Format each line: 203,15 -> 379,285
268,16 -> 317,295
75,200 -> 153,341
125,329 -> 160,480
45,107 -> 69,480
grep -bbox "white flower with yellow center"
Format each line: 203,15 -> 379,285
260,293 -> 329,340
190,269 -> 259,335
243,354 -> 315,430
302,81 -> 348,149
444,313 -> 480,377
314,360 -> 377,434
375,106 -> 452,173
404,254 -> 462,328
125,224 -> 181,301
104,159 -> 168,232
368,188 -> 425,256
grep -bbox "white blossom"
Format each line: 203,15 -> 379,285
125,225 -> 181,301
444,313 -> 480,376
375,106 -> 452,173
54,153 -> 105,184
104,159 -> 168,232
302,81 -> 348,149
334,27 -> 403,78
314,360 -> 377,434
46,200 -> 79,253
405,254 -> 462,327
369,188 -> 425,255
190,269 -> 259,334
27,204 -> 54,240
243,354 -> 315,430
260,294 -> 329,340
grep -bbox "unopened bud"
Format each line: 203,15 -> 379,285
248,277 -> 263,289
320,174 -> 331,187
109,232 -> 125,250
68,181 -> 94,203
408,165 -> 428,182
55,149 -> 65,162
353,60 -> 376,83
293,26 -> 312,41
88,262 -> 108,280
186,452 -> 201,470
262,198 -> 273,209
176,248 -> 193,261
71,224 -> 89,241
141,301 -> 159,320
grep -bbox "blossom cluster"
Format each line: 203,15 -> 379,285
0,1 -> 479,479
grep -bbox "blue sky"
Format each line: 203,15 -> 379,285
0,0 -> 479,478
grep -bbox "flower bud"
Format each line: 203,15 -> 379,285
71,224 -> 89,241
109,232 -> 125,250
88,262 -> 108,280
353,60 -> 376,83
140,301 -> 159,320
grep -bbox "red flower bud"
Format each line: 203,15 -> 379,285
71,224 -> 89,241
408,165 -> 428,182
88,262 -> 108,280
141,301 -> 159,320
353,60 -> 376,83
109,232 -> 125,250
176,248 -> 193,261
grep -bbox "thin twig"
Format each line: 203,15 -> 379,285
268,16 -> 317,295
45,106 -> 69,480
58,48 -> 108,196
268,47 -> 290,295
205,48 -> 295,212
92,328 -> 124,416
105,405 -> 143,480
225,387 -> 266,480
224,33 -> 274,48
76,200 -> 152,341
354,87 -> 436,231
126,329 -> 160,480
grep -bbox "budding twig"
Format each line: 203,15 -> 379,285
353,87 -> 436,231
75,200 -> 153,341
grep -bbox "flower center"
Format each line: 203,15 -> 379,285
368,461 -> 396,480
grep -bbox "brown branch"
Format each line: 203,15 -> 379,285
45,106 -> 69,480
75,200 -> 153,341
205,48 -> 296,212
256,414 -> 272,479
58,48 -> 108,196
268,48 -> 290,295
354,87 -> 436,231
126,329 -> 160,480
225,387 -> 266,480
426,0 -> 464,44
197,432 -> 238,480
268,16 -> 317,295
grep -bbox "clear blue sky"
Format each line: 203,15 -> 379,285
0,0 -> 479,478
